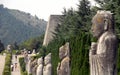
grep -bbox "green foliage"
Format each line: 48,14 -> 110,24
12,42 -> 19,50
45,0 -> 92,75
54,0 -> 92,41
0,5 -> 47,46
117,40 -> 120,74
45,32 -> 91,75
19,35 -> 44,52
0,40 -> 5,53
2,53 -> 12,75
46,39 -> 65,75
19,57 -> 27,75
70,32 -> 91,75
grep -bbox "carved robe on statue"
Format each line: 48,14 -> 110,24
57,42 -> 70,75
43,53 -> 52,75
36,57 -> 43,75
89,10 -> 118,75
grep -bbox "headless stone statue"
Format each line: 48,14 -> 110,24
31,59 -> 38,75
28,56 -> 32,75
57,42 -> 70,75
43,53 -> 52,75
24,50 -> 29,72
7,44 -> 12,53
36,57 -> 43,75
89,10 -> 118,75
32,49 -> 36,54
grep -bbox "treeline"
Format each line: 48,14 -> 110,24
19,35 -> 44,52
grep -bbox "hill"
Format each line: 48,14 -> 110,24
0,5 -> 47,46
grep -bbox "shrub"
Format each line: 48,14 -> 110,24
19,57 -> 27,75
2,53 -> 12,75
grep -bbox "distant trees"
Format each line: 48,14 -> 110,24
0,40 -> 4,52
19,35 -> 44,52
0,5 -> 47,46
12,42 -> 19,50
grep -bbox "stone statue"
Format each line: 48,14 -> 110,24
32,49 -> 36,54
23,50 -> 29,73
57,42 -> 70,75
43,53 -> 52,75
27,56 -> 32,75
89,10 -> 118,75
24,50 -> 28,64
36,57 -> 43,75
31,59 -> 38,75
7,44 -> 12,53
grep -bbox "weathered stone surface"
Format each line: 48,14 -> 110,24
89,10 -> 118,75
32,49 -> 36,54
24,50 -> 28,64
36,57 -> 43,75
7,44 -> 12,53
43,15 -> 63,46
57,42 -> 70,75
27,56 -> 32,74
31,59 -> 38,75
43,53 -> 52,75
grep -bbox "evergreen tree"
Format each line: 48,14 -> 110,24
54,8 -> 78,40
0,40 -> 4,52
48,0 -> 92,75
13,42 -> 19,50
77,0 -> 91,32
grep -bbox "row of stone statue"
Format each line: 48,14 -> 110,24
24,42 -> 70,75
24,52 -> 52,75
24,10 -> 118,75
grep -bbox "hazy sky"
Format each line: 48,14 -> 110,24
0,0 -> 96,21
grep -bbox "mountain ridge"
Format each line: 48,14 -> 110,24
0,5 -> 47,46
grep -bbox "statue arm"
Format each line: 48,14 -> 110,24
89,42 -> 97,56
57,62 -> 61,74
90,36 -> 117,58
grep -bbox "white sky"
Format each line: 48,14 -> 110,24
0,0 -> 96,21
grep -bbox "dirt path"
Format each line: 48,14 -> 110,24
0,55 -> 6,75
11,55 -> 23,75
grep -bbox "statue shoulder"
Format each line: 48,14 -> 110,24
104,32 -> 117,42
61,57 -> 70,64
47,64 -> 52,67
45,64 -> 52,71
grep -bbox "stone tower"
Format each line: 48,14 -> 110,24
43,15 -> 63,46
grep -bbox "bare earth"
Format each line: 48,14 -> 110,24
11,55 -> 24,75
0,55 -> 6,75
